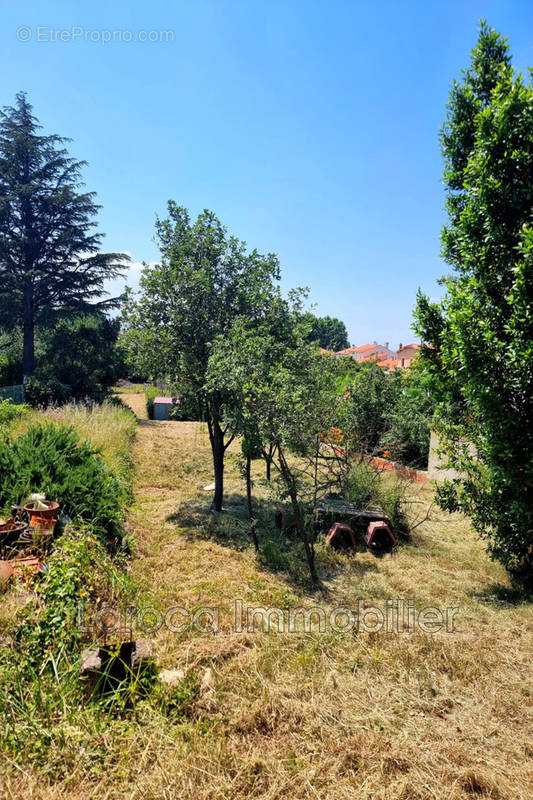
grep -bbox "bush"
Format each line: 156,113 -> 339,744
346,461 -> 405,532
25,374 -> 71,407
169,384 -> 202,421
0,423 -> 127,547
145,385 -> 158,419
0,399 -> 28,426
38,312 -> 124,401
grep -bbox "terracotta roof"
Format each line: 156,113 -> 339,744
359,353 -> 388,363
377,358 -> 399,369
353,343 -> 384,353
398,343 -> 421,352
335,343 -> 390,356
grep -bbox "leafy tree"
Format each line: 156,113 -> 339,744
415,22 -> 533,583
0,311 -> 123,401
336,362 -> 402,457
0,326 -> 22,385
209,315 -> 336,582
37,311 -> 124,400
122,204 -> 281,511
381,364 -> 435,469
304,313 -> 349,351
0,92 -> 127,380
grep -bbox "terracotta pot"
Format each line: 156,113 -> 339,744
10,556 -> 43,581
0,518 -> 25,533
23,500 -> 59,520
29,516 -> 57,533
0,560 -> 14,588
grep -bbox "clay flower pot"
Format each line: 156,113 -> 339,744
24,500 -> 59,522
0,560 -> 14,588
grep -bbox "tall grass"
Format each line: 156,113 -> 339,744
0,400 -> 140,773
7,400 -> 137,481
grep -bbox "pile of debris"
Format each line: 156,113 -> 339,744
275,495 -> 398,556
0,493 -> 58,589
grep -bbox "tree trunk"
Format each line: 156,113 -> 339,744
22,302 -> 35,382
277,447 -> 318,583
211,419 -> 225,512
245,454 -> 259,550
263,441 -> 276,481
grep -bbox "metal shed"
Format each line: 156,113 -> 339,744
153,397 -> 175,421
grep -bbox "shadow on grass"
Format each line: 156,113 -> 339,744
473,582 -> 532,606
166,492 -> 380,593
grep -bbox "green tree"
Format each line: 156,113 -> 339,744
0,92 -> 127,380
37,311 -> 124,400
122,204 -> 281,512
415,22 -> 533,583
209,316 -> 336,582
380,364 -> 435,469
304,313 -> 349,351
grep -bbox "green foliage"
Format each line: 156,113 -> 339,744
347,462 -> 405,531
337,363 -> 402,456
414,22 -> 533,583
0,312 -> 122,402
333,359 -> 433,468
0,528 -> 135,765
0,327 -> 22,385
346,461 -> 377,510
303,313 -> 350,351
0,423 -> 127,546
0,398 -> 28,426
122,203 -> 286,510
380,365 -> 435,469
37,312 -> 124,401
0,92 -> 128,379
145,385 -> 158,419
208,314 -> 337,581
24,373 -> 72,407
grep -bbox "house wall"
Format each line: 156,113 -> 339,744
427,430 -> 476,481
353,344 -> 395,361
396,345 -> 419,368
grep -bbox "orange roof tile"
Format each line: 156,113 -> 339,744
359,353 -> 388,363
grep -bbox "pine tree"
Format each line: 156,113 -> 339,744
0,92 -> 128,380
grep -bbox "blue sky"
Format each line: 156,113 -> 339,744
1,1 -> 532,348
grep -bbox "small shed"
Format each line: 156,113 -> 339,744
153,397 -> 175,421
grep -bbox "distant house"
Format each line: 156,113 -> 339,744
376,357 -> 400,371
334,342 -> 395,361
395,343 -> 421,368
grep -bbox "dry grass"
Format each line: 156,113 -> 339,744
6,399 -> 138,478
1,393 -> 532,800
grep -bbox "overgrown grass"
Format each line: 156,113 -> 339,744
0,398 -> 28,427
5,399 -> 137,482
1,398 -> 532,800
0,400 -> 141,780
112,383 -> 146,394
